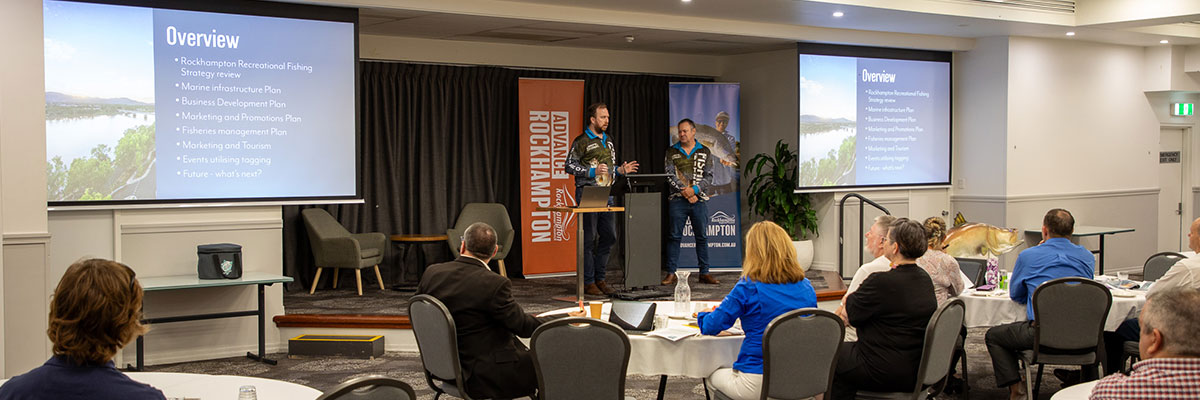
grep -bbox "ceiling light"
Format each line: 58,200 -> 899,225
1161,39 -> 1170,44
1065,32 -> 1075,36
624,35 -> 635,43
832,11 -> 844,17
681,0 -> 691,2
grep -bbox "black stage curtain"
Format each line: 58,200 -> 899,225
283,61 -> 710,291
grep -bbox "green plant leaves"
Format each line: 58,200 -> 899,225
743,139 -> 818,240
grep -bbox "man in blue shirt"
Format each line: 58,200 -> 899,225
985,208 -> 1095,400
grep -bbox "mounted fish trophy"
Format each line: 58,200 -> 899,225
942,222 -> 1025,288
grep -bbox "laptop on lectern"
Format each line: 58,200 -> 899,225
576,185 -> 611,208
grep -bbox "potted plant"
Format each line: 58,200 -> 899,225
745,140 -> 818,269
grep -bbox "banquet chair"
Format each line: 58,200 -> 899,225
301,208 -> 388,295
1143,251 -> 1185,282
855,299 -> 965,400
531,317 -> 632,400
1121,341 -> 1141,373
1018,277 -> 1112,400
447,203 -> 515,277
712,308 -> 843,400
409,295 -> 475,400
315,376 -> 416,400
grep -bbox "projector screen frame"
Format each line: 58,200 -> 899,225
44,0 -> 361,209
795,42 -> 952,193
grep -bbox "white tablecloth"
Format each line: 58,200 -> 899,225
1050,380 -> 1099,399
541,301 -> 743,378
128,372 -> 322,400
958,287 -> 1144,331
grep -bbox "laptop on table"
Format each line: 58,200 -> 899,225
576,185 -> 612,208
608,300 -> 656,333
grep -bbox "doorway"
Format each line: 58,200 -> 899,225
1158,127 -> 1187,251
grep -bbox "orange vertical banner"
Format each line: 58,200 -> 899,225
519,78 -> 583,275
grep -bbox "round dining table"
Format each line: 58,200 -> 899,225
128,372 -> 322,400
541,300 -> 743,378
957,281 -> 1146,331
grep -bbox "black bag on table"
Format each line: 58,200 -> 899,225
197,243 -> 242,279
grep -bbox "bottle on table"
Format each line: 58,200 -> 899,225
674,270 -> 691,317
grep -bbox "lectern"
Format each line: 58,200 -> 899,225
536,206 -> 624,304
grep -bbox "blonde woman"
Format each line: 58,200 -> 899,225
698,221 -> 817,400
916,216 -> 965,303
0,259 -> 164,400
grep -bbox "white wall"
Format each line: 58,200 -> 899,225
48,207 -> 287,367
1006,37 -> 1159,195
949,36 -> 1010,245
1001,37 -> 1161,271
0,0 -> 50,377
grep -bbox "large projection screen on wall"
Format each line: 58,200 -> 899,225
796,43 -> 951,192
44,0 -> 359,207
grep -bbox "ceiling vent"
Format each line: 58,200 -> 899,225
955,0 -> 1074,13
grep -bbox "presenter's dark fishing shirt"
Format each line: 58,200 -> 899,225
665,141 -> 714,201
565,128 -> 619,188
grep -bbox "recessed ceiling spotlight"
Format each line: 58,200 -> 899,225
681,0 -> 691,3
625,35 -> 635,43
1161,39 -> 1170,44
832,11 -> 844,17
1065,32 -> 1075,36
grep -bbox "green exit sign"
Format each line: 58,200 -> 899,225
1173,103 -> 1194,116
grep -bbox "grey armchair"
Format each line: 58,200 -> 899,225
301,208 -> 388,295
447,203 -> 515,277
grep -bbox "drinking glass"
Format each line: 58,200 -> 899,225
238,385 -> 257,400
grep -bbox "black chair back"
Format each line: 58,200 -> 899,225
315,376 -> 416,400
408,294 -> 472,399
1143,251 -> 1185,282
915,299 -> 966,391
1032,277 -> 1113,357
761,308 -> 844,400
532,317 -> 630,400
850,300 -> 965,400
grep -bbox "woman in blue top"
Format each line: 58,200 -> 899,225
697,221 -> 818,400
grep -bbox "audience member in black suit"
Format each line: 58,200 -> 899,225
831,218 -> 938,399
417,222 -> 581,400
0,259 -> 165,400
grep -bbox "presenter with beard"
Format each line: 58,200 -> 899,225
564,102 -> 639,296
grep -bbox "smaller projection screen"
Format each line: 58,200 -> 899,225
44,0 -> 358,206
796,43 -> 951,191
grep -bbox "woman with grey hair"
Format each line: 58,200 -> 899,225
831,218 -> 938,399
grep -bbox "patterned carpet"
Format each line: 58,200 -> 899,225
190,266 -> 1085,399
150,327 -> 1081,399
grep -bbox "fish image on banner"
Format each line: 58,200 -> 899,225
668,83 -> 743,268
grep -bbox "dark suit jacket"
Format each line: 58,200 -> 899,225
416,256 -> 552,399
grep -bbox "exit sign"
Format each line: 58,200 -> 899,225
1173,103 -> 1194,116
